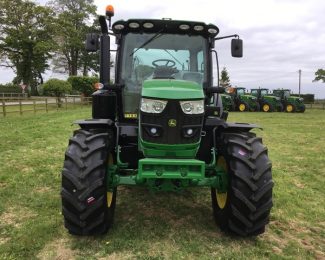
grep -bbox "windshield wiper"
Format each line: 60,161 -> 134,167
129,31 -> 163,57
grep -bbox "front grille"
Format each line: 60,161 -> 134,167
140,99 -> 203,144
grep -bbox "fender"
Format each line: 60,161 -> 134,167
74,118 -> 114,129
198,117 -> 261,163
204,117 -> 261,131
219,121 -> 261,131
213,119 -> 261,148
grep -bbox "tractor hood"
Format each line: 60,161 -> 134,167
266,95 -> 280,101
141,79 -> 204,100
290,96 -> 304,101
244,94 -> 257,100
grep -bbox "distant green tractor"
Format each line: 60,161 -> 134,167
226,87 -> 260,112
273,89 -> 305,113
221,94 -> 235,111
250,88 -> 283,112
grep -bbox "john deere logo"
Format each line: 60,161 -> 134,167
168,119 -> 177,127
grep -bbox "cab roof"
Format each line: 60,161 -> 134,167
112,19 -> 219,38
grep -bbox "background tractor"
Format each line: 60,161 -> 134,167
61,5 -> 273,237
226,87 -> 260,112
250,88 -> 283,112
221,93 -> 235,111
273,89 -> 305,113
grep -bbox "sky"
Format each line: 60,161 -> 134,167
1,0 -> 324,98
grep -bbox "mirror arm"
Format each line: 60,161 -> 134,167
211,50 -> 219,87
99,16 -> 108,34
215,34 -> 239,41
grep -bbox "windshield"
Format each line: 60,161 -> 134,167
237,88 -> 245,95
120,33 -> 208,114
261,89 -> 268,96
284,90 -> 290,98
273,91 -> 281,97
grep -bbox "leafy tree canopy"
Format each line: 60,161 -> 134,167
68,75 -> 98,96
313,69 -> 325,83
50,0 -> 98,76
0,0 -> 56,95
42,78 -> 72,97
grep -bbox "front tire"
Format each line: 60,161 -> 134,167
298,104 -> 305,113
211,132 -> 273,236
61,129 -> 116,235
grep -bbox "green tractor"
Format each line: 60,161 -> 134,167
221,93 -> 235,111
250,88 -> 283,112
273,89 -> 305,113
226,87 -> 260,112
61,6 -> 273,237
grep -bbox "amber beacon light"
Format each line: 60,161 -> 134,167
106,5 -> 114,17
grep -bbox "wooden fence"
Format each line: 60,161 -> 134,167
0,97 -> 92,117
1,96 -> 324,118
0,93 -> 28,100
304,102 -> 325,110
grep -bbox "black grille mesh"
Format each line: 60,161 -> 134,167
141,99 -> 203,144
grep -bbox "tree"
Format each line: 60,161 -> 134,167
42,78 -> 72,107
68,75 -> 98,96
0,0 -> 55,95
50,0 -> 98,76
313,69 -> 325,83
220,67 -> 231,88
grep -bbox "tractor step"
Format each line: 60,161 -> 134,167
138,158 -> 205,180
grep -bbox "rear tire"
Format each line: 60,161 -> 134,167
238,102 -> 249,112
61,129 -> 116,235
211,132 -> 273,236
262,102 -> 273,112
285,103 -> 296,112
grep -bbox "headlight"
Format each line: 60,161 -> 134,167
299,98 -> 304,101
180,100 -> 204,114
275,97 -> 280,101
140,98 -> 167,113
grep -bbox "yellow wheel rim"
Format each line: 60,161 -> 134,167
216,156 -> 228,209
107,153 -> 114,207
286,104 -> 293,112
263,104 -> 270,112
239,104 -> 246,111
217,193 -> 227,209
107,192 -> 113,207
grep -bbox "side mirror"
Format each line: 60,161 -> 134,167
231,39 -> 243,58
86,33 -> 99,52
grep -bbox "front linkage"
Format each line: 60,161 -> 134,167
107,146 -> 228,193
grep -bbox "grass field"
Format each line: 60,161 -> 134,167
0,108 -> 324,259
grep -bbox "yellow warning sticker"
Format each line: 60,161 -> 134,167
124,113 -> 138,119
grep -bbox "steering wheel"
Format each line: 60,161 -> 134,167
152,59 -> 176,68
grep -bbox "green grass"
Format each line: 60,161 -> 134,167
0,109 -> 324,259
